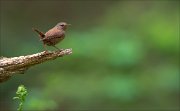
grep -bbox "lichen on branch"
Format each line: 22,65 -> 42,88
0,49 -> 72,83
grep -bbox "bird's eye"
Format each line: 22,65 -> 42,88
60,24 -> 64,26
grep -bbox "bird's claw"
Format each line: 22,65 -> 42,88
43,50 -> 49,54
58,49 -> 64,52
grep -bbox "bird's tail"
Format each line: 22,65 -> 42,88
32,28 -> 45,39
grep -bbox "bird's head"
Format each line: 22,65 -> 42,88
56,22 -> 71,30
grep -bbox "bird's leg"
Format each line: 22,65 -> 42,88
43,44 -> 48,53
53,45 -> 63,51
53,45 -> 59,50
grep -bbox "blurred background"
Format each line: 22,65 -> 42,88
0,0 -> 179,111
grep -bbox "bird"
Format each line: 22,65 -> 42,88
32,22 -> 70,51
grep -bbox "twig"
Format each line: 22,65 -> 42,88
0,49 -> 72,83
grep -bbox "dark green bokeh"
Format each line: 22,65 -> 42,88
0,1 -> 179,111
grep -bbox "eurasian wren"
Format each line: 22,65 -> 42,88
33,22 -> 70,51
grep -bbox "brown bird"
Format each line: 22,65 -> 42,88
32,22 -> 70,51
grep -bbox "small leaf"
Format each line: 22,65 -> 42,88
13,85 -> 28,111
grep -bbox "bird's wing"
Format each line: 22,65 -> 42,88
43,28 -> 65,40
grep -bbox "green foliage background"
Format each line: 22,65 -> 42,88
0,1 -> 179,111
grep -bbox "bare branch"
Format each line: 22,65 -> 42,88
0,49 -> 72,83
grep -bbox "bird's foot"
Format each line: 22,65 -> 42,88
58,49 -> 64,52
43,50 -> 49,54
